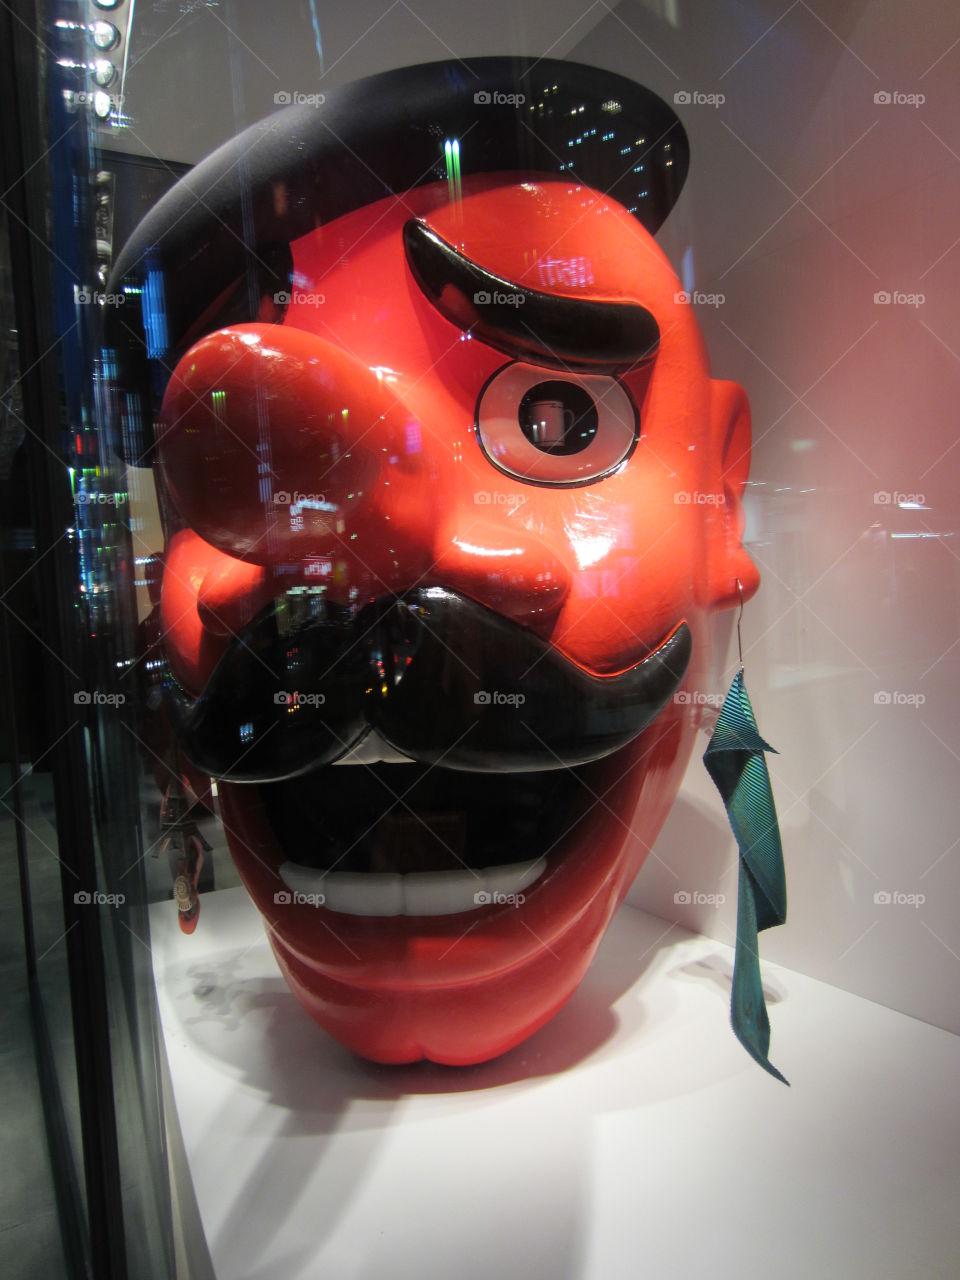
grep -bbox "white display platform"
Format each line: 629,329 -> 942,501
150,887 -> 960,1280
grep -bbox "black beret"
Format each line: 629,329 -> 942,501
109,57 -> 688,344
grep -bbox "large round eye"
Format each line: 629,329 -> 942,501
475,362 -> 638,486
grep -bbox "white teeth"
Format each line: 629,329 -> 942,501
278,856 -> 546,917
320,870 -> 404,916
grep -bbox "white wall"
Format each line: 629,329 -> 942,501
575,1 -> 960,1035
116,0 -> 960,1034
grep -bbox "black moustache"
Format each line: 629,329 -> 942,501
164,588 -> 691,783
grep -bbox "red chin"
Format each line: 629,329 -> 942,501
216,703 -> 691,1065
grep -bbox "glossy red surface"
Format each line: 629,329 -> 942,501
157,176 -> 758,1063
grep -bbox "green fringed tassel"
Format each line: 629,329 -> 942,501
703,670 -> 789,1085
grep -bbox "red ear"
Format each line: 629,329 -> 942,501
699,379 -> 760,610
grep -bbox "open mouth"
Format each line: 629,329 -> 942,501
183,590 -> 691,1062
176,591 -> 693,926
267,750 -> 606,918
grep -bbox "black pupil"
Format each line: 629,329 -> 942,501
518,381 -> 598,456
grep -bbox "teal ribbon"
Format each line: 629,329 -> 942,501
703,670 -> 788,1084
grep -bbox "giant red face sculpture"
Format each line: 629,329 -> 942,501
113,60 -> 758,1065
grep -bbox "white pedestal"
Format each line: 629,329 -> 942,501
150,887 -> 960,1280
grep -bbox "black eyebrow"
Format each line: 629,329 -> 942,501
402,219 -> 659,375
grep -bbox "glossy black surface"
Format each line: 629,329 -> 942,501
518,380 -> 599,454
106,58 -> 688,355
165,589 -> 691,782
260,761 -> 589,874
403,220 -> 660,373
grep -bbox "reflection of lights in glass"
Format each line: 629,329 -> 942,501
93,0 -> 123,9
898,500 -> 929,510
569,532 -> 614,569
143,268 -> 168,358
601,100 -> 621,113
536,256 -> 594,288
444,137 -> 461,203
93,59 -> 116,87
90,20 -> 120,50
303,557 -> 332,578
891,532 -> 951,540
454,540 -> 523,558
93,91 -> 112,119
405,422 -> 422,454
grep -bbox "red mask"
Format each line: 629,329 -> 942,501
107,58 -> 759,1066
152,172 -> 758,1065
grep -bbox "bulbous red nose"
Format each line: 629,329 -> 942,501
157,323 -> 438,595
